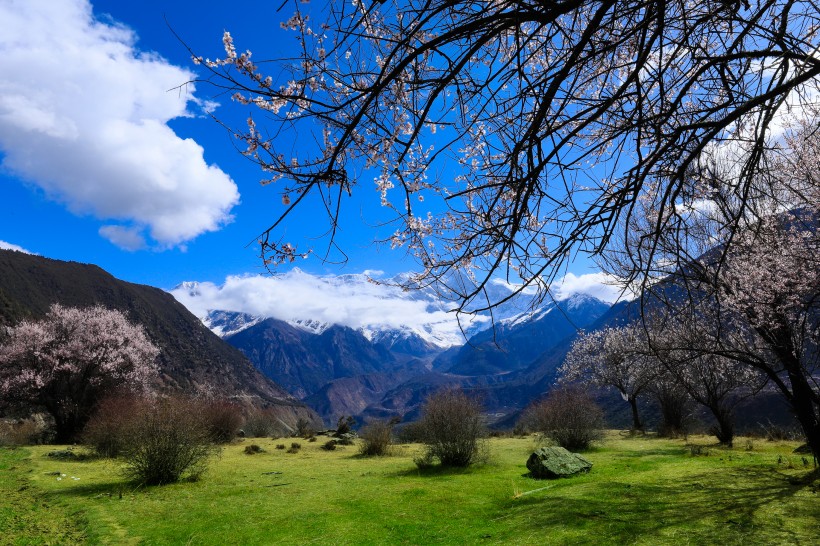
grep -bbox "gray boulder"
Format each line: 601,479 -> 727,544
527,446 -> 592,479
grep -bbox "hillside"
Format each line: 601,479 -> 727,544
0,250 -> 318,426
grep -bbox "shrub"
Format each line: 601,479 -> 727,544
521,388 -> 605,451
759,420 -> 803,442
335,415 -> 356,436
120,396 -> 218,485
358,420 -> 395,456
0,414 -> 53,446
321,440 -> 338,451
244,444 -> 264,455
199,401 -> 244,444
396,421 -> 425,443
415,388 -> 486,468
243,408 -> 279,438
83,395 -> 145,457
275,444 -> 286,450
296,417 -> 315,438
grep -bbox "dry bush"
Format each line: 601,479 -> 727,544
199,400 -> 244,444
0,415 -> 52,446
415,388 -> 486,468
758,420 -> 804,442
120,396 -> 218,486
83,395 -> 146,457
396,421 -> 425,443
243,408 -> 280,438
358,420 -> 395,456
521,388 -> 605,451
296,417 -> 316,438
243,444 -> 264,455
334,415 -> 356,436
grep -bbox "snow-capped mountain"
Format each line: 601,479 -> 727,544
203,310 -> 262,337
170,268 -> 619,346
169,272 -> 615,424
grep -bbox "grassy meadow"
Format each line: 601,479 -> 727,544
1,432 -> 817,545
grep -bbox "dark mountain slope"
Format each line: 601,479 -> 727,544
436,294 -> 610,376
226,319 -> 421,400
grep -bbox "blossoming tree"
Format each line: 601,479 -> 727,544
0,305 -> 160,443
560,325 -> 654,431
648,319 -> 767,446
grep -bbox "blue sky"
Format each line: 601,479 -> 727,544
0,0 -> 612,304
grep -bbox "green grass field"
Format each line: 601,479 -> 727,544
1,433 -> 817,545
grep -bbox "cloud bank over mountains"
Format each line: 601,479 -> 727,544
170,269 -> 623,347
0,0 -> 239,249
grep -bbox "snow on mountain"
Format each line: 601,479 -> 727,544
499,293 -> 606,329
169,270 -> 616,348
288,317 -> 332,335
202,310 -> 262,337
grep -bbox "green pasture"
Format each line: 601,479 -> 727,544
1,433 -> 817,545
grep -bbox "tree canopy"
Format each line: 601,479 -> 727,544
195,0 -> 820,311
0,304 -> 159,442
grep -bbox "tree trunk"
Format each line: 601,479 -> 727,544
657,391 -> 689,437
709,407 -> 734,447
784,369 -> 820,466
765,332 -> 820,465
628,396 -> 643,431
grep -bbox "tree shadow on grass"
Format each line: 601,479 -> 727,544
501,466 -> 818,544
47,478 -> 135,496
389,464 -> 478,478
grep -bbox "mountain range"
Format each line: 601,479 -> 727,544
179,276 -> 612,424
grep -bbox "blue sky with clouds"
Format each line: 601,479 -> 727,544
0,0 -> 615,309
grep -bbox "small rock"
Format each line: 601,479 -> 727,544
527,446 -> 592,479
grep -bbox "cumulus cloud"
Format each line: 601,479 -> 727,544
0,240 -> 35,254
170,269 -> 487,347
490,272 -> 628,304
0,0 -> 239,249
550,272 -> 627,303
98,225 -> 146,251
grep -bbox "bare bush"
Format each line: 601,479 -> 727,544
759,420 -> 804,442
243,408 -> 279,438
120,396 -> 218,486
415,389 -> 486,468
295,417 -> 315,438
0,414 -> 53,446
334,415 -> 356,436
199,400 -> 244,444
358,420 -> 395,457
396,421 -> 425,444
82,394 -> 145,457
521,388 -> 605,451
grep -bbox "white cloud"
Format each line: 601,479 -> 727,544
170,269 -> 487,347
0,240 -> 35,254
0,0 -> 239,249
98,225 -> 146,251
489,272 -> 627,304
550,272 -> 627,303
